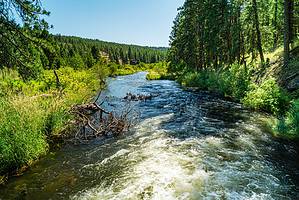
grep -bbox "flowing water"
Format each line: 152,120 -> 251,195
1,72 -> 298,200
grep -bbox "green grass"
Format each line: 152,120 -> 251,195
0,97 -> 48,175
146,72 -> 162,80
178,64 -> 250,99
0,65 -> 106,176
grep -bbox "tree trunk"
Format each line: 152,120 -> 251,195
252,0 -> 265,63
53,70 -> 61,89
273,0 -> 278,50
284,0 -> 290,66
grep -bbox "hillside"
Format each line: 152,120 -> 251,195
260,46 -> 299,95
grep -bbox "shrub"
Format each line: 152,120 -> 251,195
276,99 -> 299,137
227,64 -> 250,99
146,72 -> 161,80
179,71 -> 208,89
146,62 -> 169,80
177,64 -> 250,99
242,78 -> 290,115
286,99 -> 299,135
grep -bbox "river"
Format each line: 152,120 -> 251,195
0,72 -> 298,200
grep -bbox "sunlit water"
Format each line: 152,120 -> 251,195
1,72 -> 298,200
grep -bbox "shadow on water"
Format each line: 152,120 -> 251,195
0,72 -> 298,200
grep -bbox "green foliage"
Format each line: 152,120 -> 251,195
177,64 -> 291,116
17,47 -> 45,80
0,97 -> 48,175
113,65 -> 138,76
146,62 -> 169,80
146,72 -> 162,80
178,71 -> 207,88
0,64 -> 107,175
68,54 -> 85,70
286,99 -> 299,135
243,78 -> 290,115
168,0 -> 298,70
276,99 -> 299,138
178,64 -> 250,99
226,64 -> 250,99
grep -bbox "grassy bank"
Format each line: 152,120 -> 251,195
0,65 -> 110,179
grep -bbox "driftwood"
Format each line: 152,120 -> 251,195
124,92 -> 158,101
69,92 -> 136,142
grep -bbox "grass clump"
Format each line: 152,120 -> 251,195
0,97 -> 48,175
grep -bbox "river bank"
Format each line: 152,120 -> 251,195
0,65 -> 110,182
0,62 -> 165,183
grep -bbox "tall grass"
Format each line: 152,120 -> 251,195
0,97 -> 48,175
0,65 -> 106,176
146,62 -> 169,80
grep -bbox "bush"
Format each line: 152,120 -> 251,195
146,62 -> 169,80
242,78 -> 290,115
177,64 -> 249,99
146,72 -> 162,80
227,64 -> 250,99
286,99 -> 299,135
276,99 -> 299,138
178,71 -> 208,88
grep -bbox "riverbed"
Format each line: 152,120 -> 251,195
0,72 -> 298,200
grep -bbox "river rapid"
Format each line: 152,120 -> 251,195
0,72 -> 298,200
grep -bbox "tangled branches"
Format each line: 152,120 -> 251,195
68,92 -> 138,142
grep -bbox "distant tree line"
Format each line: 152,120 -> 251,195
0,0 -> 167,80
168,0 -> 299,71
52,35 -> 168,69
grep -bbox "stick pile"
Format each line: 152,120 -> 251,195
69,93 -> 137,142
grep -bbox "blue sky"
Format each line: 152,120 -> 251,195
43,0 -> 185,47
